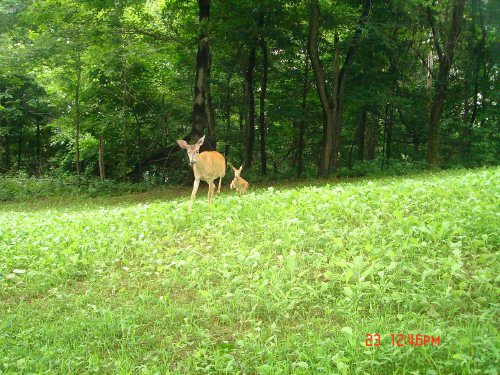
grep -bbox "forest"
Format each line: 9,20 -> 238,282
0,0 -> 498,184
1,1 -> 500,373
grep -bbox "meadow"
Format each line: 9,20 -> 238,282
1,168 -> 499,374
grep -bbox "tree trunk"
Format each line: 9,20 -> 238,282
134,113 -> 143,178
17,128 -> 22,171
426,51 -> 433,91
75,62 -> 81,177
357,110 -> 366,161
381,104 -> 388,169
183,0 -> 213,186
425,0 -> 466,168
258,37 -> 268,175
205,49 -> 216,147
297,43 -> 310,177
397,108 -> 419,154
224,72 -> 232,159
462,0 -> 485,161
329,32 -> 342,172
0,138 -> 3,171
239,108 -> 244,165
99,136 -> 105,180
5,138 -> 11,170
426,81 -> 446,167
366,117 -> 377,160
348,130 -> 357,169
386,104 -> 393,161
244,45 -> 256,169
36,120 -> 41,177
191,0 -> 213,149
122,119 -> 128,181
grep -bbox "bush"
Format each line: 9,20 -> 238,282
336,159 -> 426,178
0,176 -> 151,202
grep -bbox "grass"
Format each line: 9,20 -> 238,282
0,167 -> 499,374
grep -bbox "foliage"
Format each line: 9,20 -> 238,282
0,0 -> 498,180
0,175 -> 152,201
0,167 -> 498,373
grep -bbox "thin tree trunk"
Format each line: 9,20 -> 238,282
462,0 -> 485,160
122,122 -> 128,181
245,45 -> 256,169
75,62 -> 81,177
224,73 -> 232,159
258,37 -> 268,175
36,120 -> 41,177
239,108 -> 244,165
386,104 -> 393,161
398,108 -> 419,154
122,63 -> 128,182
297,43 -> 310,177
5,138 -> 11,170
330,32 -> 342,171
17,128 -> 22,171
426,51 -> 433,91
357,110 -> 366,161
381,104 -> 388,169
99,136 -> 105,180
366,116 -> 377,160
205,49 -> 216,147
134,113 -> 143,178
348,130 -> 357,169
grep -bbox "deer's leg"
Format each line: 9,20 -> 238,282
217,177 -> 222,194
189,178 -> 200,213
207,179 -> 214,204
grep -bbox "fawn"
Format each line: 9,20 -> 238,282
229,165 -> 249,196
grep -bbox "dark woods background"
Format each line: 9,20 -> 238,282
0,0 -> 498,184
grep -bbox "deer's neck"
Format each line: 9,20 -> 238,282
193,155 -> 211,180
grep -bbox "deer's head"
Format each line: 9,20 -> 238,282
177,135 -> 205,166
233,165 -> 243,178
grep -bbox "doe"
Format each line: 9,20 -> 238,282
177,135 -> 226,212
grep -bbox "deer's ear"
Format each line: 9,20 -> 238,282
238,165 -> 243,172
196,135 -> 205,146
177,140 -> 188,149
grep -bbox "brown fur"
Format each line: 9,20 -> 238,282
229,165 -> 249,196
177,136 -> 226,212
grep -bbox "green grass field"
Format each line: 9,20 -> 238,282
1,168 -> 499,374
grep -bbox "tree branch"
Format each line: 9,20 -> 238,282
342,0 -> 372,70
308,0 -> 332,112
338,0 -> 373,95
412,45 -> 435,79
426,6 -> 443,63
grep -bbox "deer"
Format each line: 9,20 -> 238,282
177,135 -> 226,212
229,165 -> 249,196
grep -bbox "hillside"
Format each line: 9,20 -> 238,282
1,168 -> 499,373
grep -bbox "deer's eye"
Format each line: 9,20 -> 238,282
196,150 -> 199,154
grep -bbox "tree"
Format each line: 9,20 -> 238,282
425,0 -> 466,168
308,0 -> 372,176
